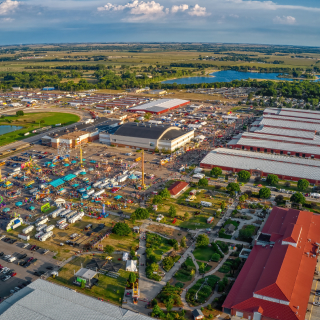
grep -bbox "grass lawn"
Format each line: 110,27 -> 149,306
193,246 -> 215,262
184,257 -> 195,268
50,255 -> 129,305
0,112 -> 80,147
196,261 -> 212,273
146,233 -> 172,261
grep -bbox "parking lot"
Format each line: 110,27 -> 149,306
0,237 -> 59,299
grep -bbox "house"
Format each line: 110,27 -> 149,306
192,309 -> 204,320
168,181 -> 189,197
126,260 -> 138,272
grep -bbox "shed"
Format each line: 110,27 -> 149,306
192,309 -> 204,320
133,226 -> 140,233
126,260 -> 137,272
74,268 -> 97,287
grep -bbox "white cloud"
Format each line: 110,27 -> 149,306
97,0 -> 166,20
229,14 -> 239,18
225,0 -> 320,12
171,4 -> 188,13
273,15 -> 296,25
188,4 -> 210,16
0,0 -> 19,15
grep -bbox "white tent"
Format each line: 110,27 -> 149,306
122,252 -> 129,261
54,198 -> 66,207
126,260 -> 137,272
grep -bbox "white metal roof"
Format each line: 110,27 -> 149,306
200,148 -> 320,180
265,107 -> 320,116
0,279 -> 153,320
258,118 -> 320,131
250,126 -> 315,139
228,136 -> 320,155
263,114 -> 320,124
240,132 -> 320,146
128,99 -> 189,112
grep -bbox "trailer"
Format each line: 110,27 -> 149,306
87,189 -> 95,196
22,225 -> 34,234
92,181 -> 102,188
36,224 -> 47,232
118,175 -> 128,183
99,182 -> 108,189
35,231 -> 44,239
65,211 -> 77,220
93,189 -> 105,198
39,231 -> 53,242
56,218 -> 67,226
59,222 -> 69,230
59,209 -> 71,217
18,234 -> 30,241
68,212 -> 84,224
35,217 -> 48,227
44,225 -> 55,233
51,208 -> 64,218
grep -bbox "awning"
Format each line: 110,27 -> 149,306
3,207 -> 10,212
15,202 -> 23,206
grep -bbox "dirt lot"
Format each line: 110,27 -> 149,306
146,224 -> 188,241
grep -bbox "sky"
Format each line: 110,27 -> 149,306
0,0 -> 319,46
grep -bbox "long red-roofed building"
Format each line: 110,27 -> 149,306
168,181 -> 189,197
223,207 -> 320,320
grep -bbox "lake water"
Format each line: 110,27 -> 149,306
0,125 -> 23,135
162,70 -> 318,85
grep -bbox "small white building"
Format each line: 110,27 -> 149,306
126,260 -> 138,272
123,252 -> 129,261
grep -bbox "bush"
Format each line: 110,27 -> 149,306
196,234 -> 210,247
113,222 -> 131,236
216,241 -> 229,254
211,253 -> 220,262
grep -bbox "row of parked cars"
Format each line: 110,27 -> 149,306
0,265 -> 16,281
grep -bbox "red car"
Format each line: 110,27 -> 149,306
30,245 -> 36,251
11,272 -> 16,277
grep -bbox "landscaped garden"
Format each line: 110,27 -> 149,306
186,275 -> 220,306
218,258 -> 241,276
174,257 -> 196,282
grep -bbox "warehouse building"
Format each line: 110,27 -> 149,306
200,148 -> 320,183
128,98 -> 189,114
264,107 -> 320,121
0,279 -> 153,320
228,132 -> 320,158
223,207 -> 320,320
99,122 -> 194,151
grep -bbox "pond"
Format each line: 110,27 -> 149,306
162,70 -> 319,85
0,125 -> 23,135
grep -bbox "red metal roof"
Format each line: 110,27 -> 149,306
168,181 -> 189,196
223,207 -> 320,320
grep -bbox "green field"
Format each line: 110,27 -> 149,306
0,112 -> 80,147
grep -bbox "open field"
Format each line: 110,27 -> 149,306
50,254 -> 130,305
0,112 -> 80,147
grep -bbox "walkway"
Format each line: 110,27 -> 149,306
180,250 -> 235,311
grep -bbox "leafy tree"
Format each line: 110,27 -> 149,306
239,228 -> 254,241
297,179 -> 309,191
290,192 -> 306,204
113,222 -> 131,236
237,170 -> 251,181
211,167 -> 222,177
227,182 -> 240,193
266,174 -> 279,186
128,272 -> 136,284
198,178 -> 209,187
150,262 -> 158,272
196,234 -> 209,247
104,245 -> 114,255
168,205 -> 177,218
159,188 -> 171,199
183,212 -> 189,221
275,195 -> 284,204
239,195 -> 246,203
259,187 -> 271,199
134,207 -> 149,220
16,110 -> 24,116
221,201 -> 226,210
211,253 -> 220,262
173,242 -> 179,251
153,195 -> 163,204
152,305 -> 165,318
165,297 -> 174,311
180,237 -> 187,248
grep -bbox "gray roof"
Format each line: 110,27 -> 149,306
128,98 -> 189,112
257,118 -> 320,131
75,268 -> 97,279
264,108 -> 320,120
113,122 -> 181,140
250,126 -> 315,139
263,114 -> 320,124
192,309 -> 204,317
200,148 -> 320,181
0,279 -> 153,320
